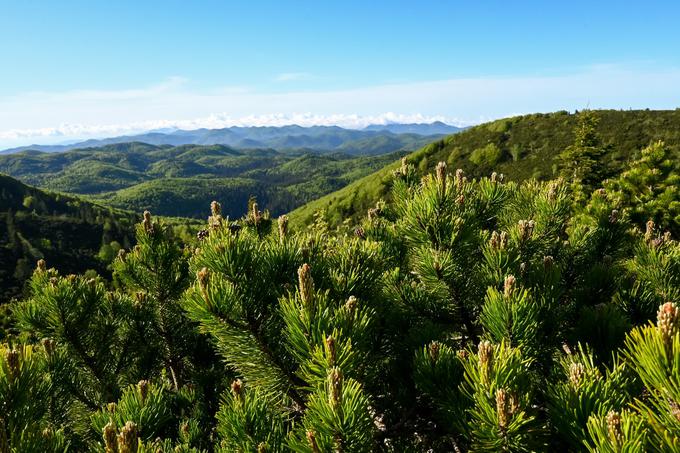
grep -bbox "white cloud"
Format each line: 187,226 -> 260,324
0,113 -> 462,145
1,64 -> 680,147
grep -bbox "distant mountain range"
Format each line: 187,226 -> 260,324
363,121 -> 460,135
0,122 -> 463,155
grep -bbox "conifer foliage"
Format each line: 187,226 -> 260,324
603,140 -> 680,235
1,155 -> 680,451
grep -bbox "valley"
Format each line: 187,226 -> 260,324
0,126 -> 446,219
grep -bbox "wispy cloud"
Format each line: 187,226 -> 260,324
2,64 -> 680,147
8,76 -> 189,103
274,72 -> 314,82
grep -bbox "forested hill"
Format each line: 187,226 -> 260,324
0,174 -> 140,306
289,109 -> 680,227
0,143 -> 406,219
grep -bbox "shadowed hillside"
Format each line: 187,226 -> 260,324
0,175 -> 200,307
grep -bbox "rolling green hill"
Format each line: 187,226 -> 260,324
96,177 -> 288,219
289,109 -> 680,228
0,143 -> 405,219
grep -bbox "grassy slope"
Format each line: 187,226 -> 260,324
288,109 -> 680,228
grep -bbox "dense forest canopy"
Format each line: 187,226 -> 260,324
0,144 -> 407,219
0,175 -> 199,306
0,175 -> 137,306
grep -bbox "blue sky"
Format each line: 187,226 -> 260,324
1,0 -> 680,146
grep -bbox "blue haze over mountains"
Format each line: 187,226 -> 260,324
1,122 -> 462,155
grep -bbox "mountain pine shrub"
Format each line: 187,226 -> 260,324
1,158 -> 680,451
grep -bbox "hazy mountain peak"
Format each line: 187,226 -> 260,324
363,122 -> 462,135
0,123 -> 459,155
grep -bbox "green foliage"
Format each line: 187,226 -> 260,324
0,140 -> 415,219
90,380 -> 175,442
622,233 -> 680,321
558,110 -> 608,194
215,381 -> 287,452
15,269 -> 138,405
0,344 -> 70,452
0,174 -> 139,304
603,140 -> 680,235
3,214 -> 216,451
182,211 -> 382,448
288,368 -> 375,452
479,279 -> 542,358
623,303 -> 680,451
545,344 -> 636,449
97,241 -> 121,263
290,109 -> 680,229
4,156 -> 680,450
470,143 -> 504,168
585,409 -> 648,453
510,144 -> 522,162
459,341 -> 544,451
112,212 -> 194,390
412,342 -> 466,432
22,196 -> 35,210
